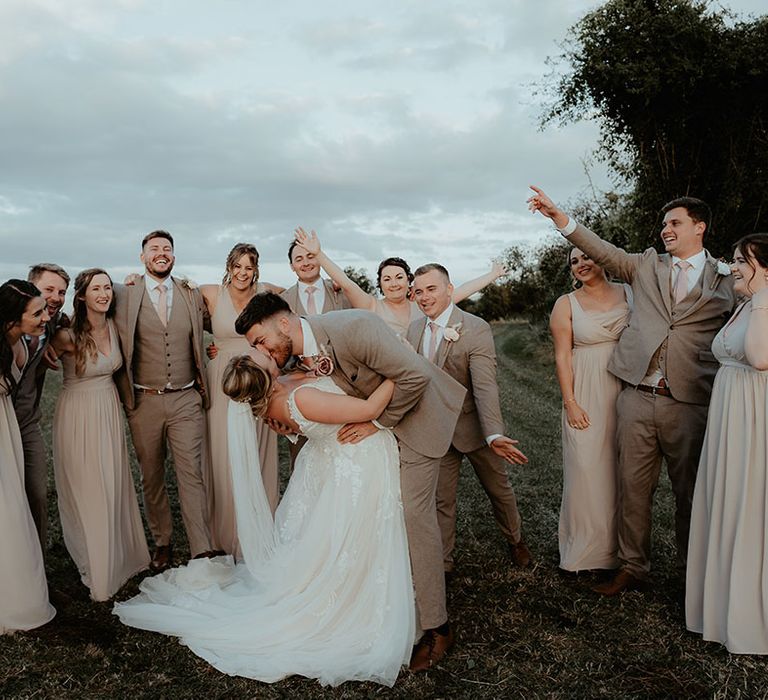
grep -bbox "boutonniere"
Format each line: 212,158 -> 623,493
180,277 -> 199,290
442,322 -> 462,343
708,259 -> 731,290
298,344 -> 335,376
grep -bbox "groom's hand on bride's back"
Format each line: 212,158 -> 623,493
265,417 -> 296,437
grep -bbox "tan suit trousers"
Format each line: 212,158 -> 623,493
615,387 -> 708,577
126,389 -> 211,556
437,444 -> 522,571
399,442 -> 447,631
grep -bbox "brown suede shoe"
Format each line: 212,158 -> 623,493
509,539 -> 532,568
592,569 -> 642,596
409,626 -> 455,672
150,544 -> 173,572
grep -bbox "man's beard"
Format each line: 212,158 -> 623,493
146,261 -> 174,279
273,330 -> 294,369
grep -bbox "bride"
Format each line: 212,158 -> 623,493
114,355 -> 415,687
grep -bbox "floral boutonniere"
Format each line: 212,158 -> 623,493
442,322 -> 462,343
709,259 -> 731,290
180,277 -> 199,291
298,344 -> 335,376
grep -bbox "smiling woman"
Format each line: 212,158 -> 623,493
50,268 -> 150,602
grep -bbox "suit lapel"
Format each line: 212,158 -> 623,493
124,279 -> 145,366
676,254 -> 719,322
655,255 -> 673,317
305,317 -> 358,396
322,279 -> 336,312
435,307 -> 463,369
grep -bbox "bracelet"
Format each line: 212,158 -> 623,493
563,398 -> 577,406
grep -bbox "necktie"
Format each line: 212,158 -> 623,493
305,285 -> 318,315
673,261 -> 692,305
156,283 -> 168,326
427,321 -> 440,362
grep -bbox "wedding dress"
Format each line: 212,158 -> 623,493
115,377 -> 415,687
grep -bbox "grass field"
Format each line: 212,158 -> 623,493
1,321 -> 766,698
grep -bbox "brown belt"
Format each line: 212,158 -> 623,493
134,386 -> 192,396
634,383 -> 672,397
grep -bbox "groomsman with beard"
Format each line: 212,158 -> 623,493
235,293 -> 466,672
528,186 -> 735,595
407,264 -> 531,575
12,263 -> 70,553
113,230 -> 214,571
280,239 -> 351,315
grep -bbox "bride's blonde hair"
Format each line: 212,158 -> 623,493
222,355 -> 274,418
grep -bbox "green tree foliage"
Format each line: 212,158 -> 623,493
343,266 -> 376,295
545,0 -> 768,256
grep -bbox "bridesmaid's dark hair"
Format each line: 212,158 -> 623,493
376,257 -> 414,293
0,279 -> 42,391
223,243 -> 260,287
733,234 -> 768,295
72,268 -> 115,377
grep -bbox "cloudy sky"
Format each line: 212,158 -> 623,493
1,0 -> 764,292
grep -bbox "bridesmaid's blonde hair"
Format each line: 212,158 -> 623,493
223,243 -> 260,287
222,355 -> 273,418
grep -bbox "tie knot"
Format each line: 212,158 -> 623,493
677,260 -> 692,271
429,321 -> 439,332
306,285 -> 317,295
156,283 -> 167,293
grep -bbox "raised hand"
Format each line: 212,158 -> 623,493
294,227 -> 321,256
526,185 -> 569,229
490,260 -> 509,280
124,273 -> 141,286
490,436 -> 528,465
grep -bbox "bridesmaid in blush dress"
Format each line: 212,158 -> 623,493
550,248 -> 631,573
0,279 -> 55,633
199,244 -> 283,558
52,269 -> 149,601
687,234 -> 768,653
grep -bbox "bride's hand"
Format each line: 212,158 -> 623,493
337,421 -> 378,444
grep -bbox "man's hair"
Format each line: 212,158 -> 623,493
235,292 -> 293,335
142,230 -> 175,250
661,197 -> 712,233
413,262 -> 451,282
287,239 -> 299,262
27,263 -> 70,286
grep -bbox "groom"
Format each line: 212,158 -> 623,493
235,293 -> 466,671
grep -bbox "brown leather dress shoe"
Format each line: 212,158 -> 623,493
409,625 -> 455,672
150,544 -> 173,572
509,539 -> 532,568
592,569 -> 642,596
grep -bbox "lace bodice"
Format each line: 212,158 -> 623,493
287,377 -> 347,440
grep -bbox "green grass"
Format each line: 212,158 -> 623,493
2,321 -> 766,698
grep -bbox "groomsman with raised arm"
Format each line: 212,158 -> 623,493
407,264 -> 531,575
280,239 -> 351,315
12,263 -> 70,553
528,186 -> 735,595
235,293 -> 466,672
113,230 -> 214,571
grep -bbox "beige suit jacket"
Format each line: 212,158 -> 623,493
113,276 -> 209,410
280,278 -> 351,315
568,223 -> 735,405
307,310 -> 466,458
407,306 -> 505,454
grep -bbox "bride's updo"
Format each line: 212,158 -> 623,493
222,355 -> 274,418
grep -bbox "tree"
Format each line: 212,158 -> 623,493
343,266 -> 376,296
545,0 -> 768,257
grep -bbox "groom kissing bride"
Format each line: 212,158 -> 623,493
115,291 -> 466,686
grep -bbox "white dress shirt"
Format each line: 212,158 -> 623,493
145,273 -> 173,320
671,249 -> 707,294
298,279 -> 326,315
